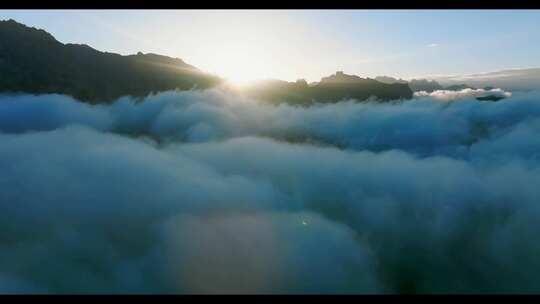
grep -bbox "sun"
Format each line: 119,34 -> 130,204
202,41 -> 275,86
225,69 -> 261,86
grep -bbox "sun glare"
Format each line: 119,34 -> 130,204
202,42 -> 275,86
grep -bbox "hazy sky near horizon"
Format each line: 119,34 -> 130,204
1,10 -> 539,83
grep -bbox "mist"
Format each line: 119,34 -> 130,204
1,88 -> 540,293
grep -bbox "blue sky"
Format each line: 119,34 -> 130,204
1,10 -> 539,82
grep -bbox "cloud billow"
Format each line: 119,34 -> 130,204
1,88 -> 540,293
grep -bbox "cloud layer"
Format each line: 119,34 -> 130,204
414,88 -> 512,101
1,88 -> 540,293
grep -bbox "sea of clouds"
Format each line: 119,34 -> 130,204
1,88 -> 540,293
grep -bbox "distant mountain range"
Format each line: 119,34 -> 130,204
0,19 -> 414,104
1,19 -> 534,105
239,71 -> 413,105
374,76 -> 480,93
374,76 -> 408,85
430,68 -> 540,92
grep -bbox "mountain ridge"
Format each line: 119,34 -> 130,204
0,19 -> 222,103
239,71 -> 413,105
0,19 -> 414,104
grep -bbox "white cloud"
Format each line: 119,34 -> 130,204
2,89 -> 540,293
414,88 -> 512,101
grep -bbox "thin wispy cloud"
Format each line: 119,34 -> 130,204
427,43 -> 440,48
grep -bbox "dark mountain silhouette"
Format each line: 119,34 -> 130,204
242,71 -> 413,105
1,19 -> 414,104
0,19 -> 222,103
444,84 -> 476,91
375,76 -> 408,84
407,79 -> 444,92
375,76 -> 445,93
